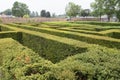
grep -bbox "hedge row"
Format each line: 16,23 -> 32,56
0,24 -> 88,63
71,21 -> 120,26
0,24 -> 14,31
22,33 -> 87,63
0,31 -> 22,43
0,38 -> 54,80
8,23 -> 120,49
1,38 -> 120,80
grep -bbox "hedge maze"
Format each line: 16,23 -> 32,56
0,22 -> 120,80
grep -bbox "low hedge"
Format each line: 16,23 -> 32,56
72,21 -> 120,27
1,38 -> 120,80
0,24 -> 14,31
106,32 -> 120,39
22,33 -> 87,63
0,38 -> 54,80
57,45 -> 120,80
0,24 -> 88,63
0,31 -> 22,43
9,23 -> 120,49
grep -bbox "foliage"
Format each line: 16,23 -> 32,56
91,0 -> 104,20
46,11 -> 51,18
40,10 -> 46,17
0,38 -> 120,80
23,14 -> 30,18
1,9 -> 12,15
12,1 -> 30,17
80,9 -> 91,17
40,10 -> 51,18
0,22 -> 120,80
65,2 -> 81,18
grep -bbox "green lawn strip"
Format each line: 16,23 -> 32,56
8,23 -> 120,49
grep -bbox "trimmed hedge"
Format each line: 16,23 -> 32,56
8,23 -> 120,49
1,38 -> 120,80
0,31 -> 22,43
106,32 -> 120,39
72,21 -> 120,27
22,32 -> 87,63
0,24 -> 88,63
0,24 -> 14,31
0,38 -> 54,80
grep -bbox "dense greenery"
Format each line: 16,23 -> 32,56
0,21 -> 120,80
0,38 -> 120,80
65,2 -> 81,18
12,1 -> 30,17
91,0 -> 120,21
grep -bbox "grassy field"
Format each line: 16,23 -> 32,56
0,21 -> 120,80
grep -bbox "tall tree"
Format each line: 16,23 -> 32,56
103,0 -> 116,21
1,9 -> 12,15
65,2 -> 81,18
115,0 -> 120,21
12,1 -> 30,17
46,11 -> 51,18
91,0 -> 116,22
81,9 -> 91,17
40,10 -> 46,17
30,11 -> 36,17
91,0 -> 104,20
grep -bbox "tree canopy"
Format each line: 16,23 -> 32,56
12,1 -> 30,17
65,2 -> 81,18
91,0 -> 120,21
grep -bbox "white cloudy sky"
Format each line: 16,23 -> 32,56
0,0 -> 94,15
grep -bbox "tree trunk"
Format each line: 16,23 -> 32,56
107,15 -> 111,22
100,14 -> 101,21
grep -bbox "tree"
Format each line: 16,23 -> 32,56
1,9 -> 12,15
12,1 -> 30,17
35,11 -> 39,17
81,9 -> 91,17
46,11 -> 51,18
91,0 -> 116,22
115,0 -> 120,21
91,0 -> 104,20
65,2 -> 81,18
40,10 -> 46,17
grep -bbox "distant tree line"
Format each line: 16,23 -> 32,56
91,0 -> 120,22
0,1 -> 51,18
65,2 -> 91,19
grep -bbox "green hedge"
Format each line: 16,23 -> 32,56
0,31 -> 22,43
1,38 -> 120,80
57,45 -> 120,80
22,33 -> 87,63
9,23 -> 120,49
0,24 -> 88,63
0,38 -> 54,80
72,21 -> 120,27
106,32 -> 120,39
0,25 -> 14,31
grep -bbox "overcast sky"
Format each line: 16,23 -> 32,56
0,0 -> 95,15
